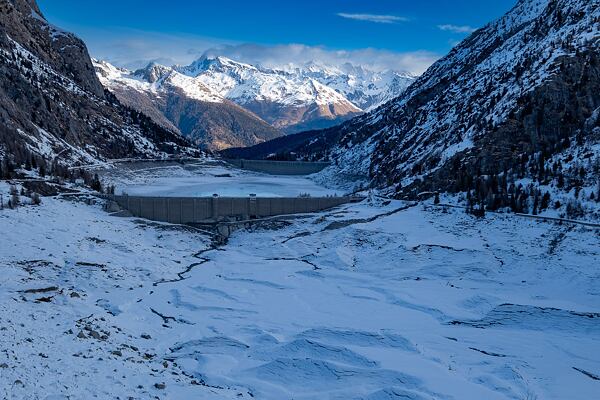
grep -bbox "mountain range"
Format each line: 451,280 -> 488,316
94,56 -> 415,150
1,0 -> 598,217
94,59 -> 283,151
227,0 -> 599,213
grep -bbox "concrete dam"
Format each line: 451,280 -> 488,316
223,159 -> 331,175
109,194 -> 361,224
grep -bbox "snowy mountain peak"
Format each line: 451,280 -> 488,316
180,55 -> 259,77
133,62 -> 174,83
94,60 -> 223,104
183,52 -> 416,109
93,59 -> 282,150
93,58 -> 129,80
96,53 -> 415,134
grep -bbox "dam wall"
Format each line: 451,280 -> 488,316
223,159 -> 330,175
110,195 -> 360,224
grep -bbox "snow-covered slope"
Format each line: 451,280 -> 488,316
334,0 -> 598,183
94,60 -> 283,151
1,165 -> 599,399
298,0 -> 600,214
0,0 -> 194,166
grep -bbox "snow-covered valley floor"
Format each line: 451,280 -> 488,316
1,188 -> 599,399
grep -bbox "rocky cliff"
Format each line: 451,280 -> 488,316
0,0 -> 194,168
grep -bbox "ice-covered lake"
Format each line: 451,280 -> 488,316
104,160 -> 341,198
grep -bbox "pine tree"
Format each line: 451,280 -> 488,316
466,190 -> 474,214
10,193 -> 19,209
90,173 -> 103,192
2,156 -> 12,179
541,192 -> 551,210
31,192 -> 41,205
473,200 -> 486,218
538,154 -> 546,183
557,173 -> 564,188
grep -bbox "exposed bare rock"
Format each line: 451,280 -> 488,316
0,0 -> 196,167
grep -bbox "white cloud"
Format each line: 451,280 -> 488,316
67,27 -> 438,75
69,27 -> 234,70
337,13 -> 409,24
437,24 -> 477,34
201,43 -> 439,75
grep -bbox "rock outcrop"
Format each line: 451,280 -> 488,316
0,0 -> 194,167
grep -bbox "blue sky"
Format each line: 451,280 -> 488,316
37,0 -> 516,73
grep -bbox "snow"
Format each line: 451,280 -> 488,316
30,8 -> 73,41
95,55 -> 415,119
325,0 -> 600,191
1,40 -> 183,165
167,73 -> 223,103
18,125 -> 101,165
101,161 -> 341,198
187,58 -> 362,111
1,36 -> 86,97
1,168 -> 599,399
94,60 -> 223,103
